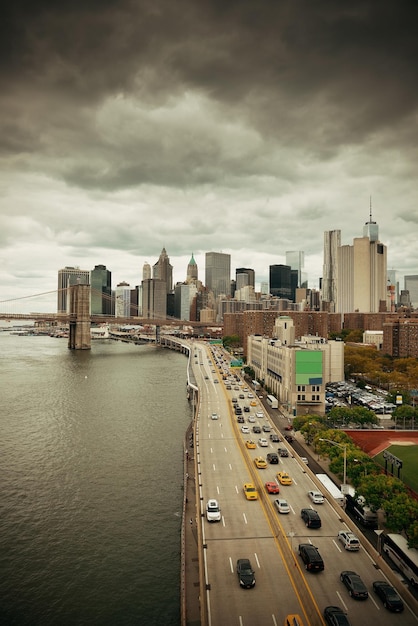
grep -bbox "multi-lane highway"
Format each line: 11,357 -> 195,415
191,342 -> 418,626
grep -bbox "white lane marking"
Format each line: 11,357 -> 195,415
272,614 -> 278,626
212,464 -> 216,471
336,591 -> 348,611
229,464 -> 232,470
229,557 -> 234,573
254,552 -> 260,568
243,513 -> 248,524
333,539 -> 343,552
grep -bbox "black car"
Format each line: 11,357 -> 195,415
323,606 -> 352,626
372,580 -> 404,612
270,433 -> 281,442
298,543 -> 324,572
284,434 -> 294,443
244,406 -> 250,412
278,447 -> 289,457
236,558 -> 256,588
340,571 -> 368,600
252,425 -> 262,434
266,452 -> 279,464
300,508 -> 322,528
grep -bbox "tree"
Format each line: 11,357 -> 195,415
382,492 -> 418,534
406,520 -> 418,549
350,406 -> 378,427
356,474 -> 407,511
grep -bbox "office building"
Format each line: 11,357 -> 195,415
142,279 -> 167,319
404,276 -> 418,309
174,282 -> 198,321
143,262 -> 151,281
153,248 -> 173,294
90,265 -> 112,315
335,213 -> 387,314
115,282 -> 131,317
205,252 -> 231,299
269,265 -> 292,300
186,253 -> 198,282
247,316 -> 344,416
322,230 -> 341,311
236,268 -> 255,290
286,252 -> 306,289
57,266 -> 90,313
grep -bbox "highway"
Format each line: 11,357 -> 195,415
191,342 -> 418,626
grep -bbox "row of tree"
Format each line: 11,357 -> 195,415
294,413 -> 418,548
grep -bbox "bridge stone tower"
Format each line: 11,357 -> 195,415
68,283 -> 91,349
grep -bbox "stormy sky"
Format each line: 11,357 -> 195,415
1,0 -> 417,312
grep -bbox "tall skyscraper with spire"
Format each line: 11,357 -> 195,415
153,247 -> 173,294
187,253 -> 198,282
335,208 -> 387,313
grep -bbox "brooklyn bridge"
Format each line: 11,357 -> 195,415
0,284 -> 222,349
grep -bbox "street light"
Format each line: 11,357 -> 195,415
319,438 -> 347,491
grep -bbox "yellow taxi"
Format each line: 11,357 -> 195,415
277,471 -> 292,485
245,440 -> 257,449
250,400 -> 257,406
254,456 -> 267,469
243,483 -> 258,500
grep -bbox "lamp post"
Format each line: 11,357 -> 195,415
319,438 -> 347,491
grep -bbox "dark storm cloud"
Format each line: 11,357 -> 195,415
1,0 -> 417,191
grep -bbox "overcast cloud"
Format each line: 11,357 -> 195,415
1,0 -> 417,312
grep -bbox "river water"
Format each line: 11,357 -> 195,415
0,328 -> 192,626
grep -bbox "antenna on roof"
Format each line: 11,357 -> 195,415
369,195 -> 372,222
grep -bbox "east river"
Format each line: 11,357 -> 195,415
0,327 -> 192,626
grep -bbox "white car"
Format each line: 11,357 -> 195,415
308,490 -> 324,504
247,393 -> 254,398
338,530 -> 360,551
206,499 -> 221,522
241,426 -> 250,434
211,413 -> 218,420
248,415 -> 256,423
300,457 -> 309,465
256,411 -> 264,418
258,437 -> 268,447
274,498 -> 290,514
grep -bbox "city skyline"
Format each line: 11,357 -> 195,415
1,1 -> 417,311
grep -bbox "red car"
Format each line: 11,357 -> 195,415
284,425 -> 293,431
265,481 -> 280,494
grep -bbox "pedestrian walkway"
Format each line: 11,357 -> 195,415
182,423 -> 201,626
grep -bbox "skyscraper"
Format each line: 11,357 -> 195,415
404,276 -> 418,309
91,265 -> 112,315
322,230 -> 341,311
57,266 -> 90,313
285,252 -> 305,288
337,213 -> 387,313
187,253 -> 198,282
205,252 -> 231,298
269,265 -> 292,299
142,279 -> 167,319
236,267 -> 255,290
115,282 -> 131,317
142,262 -> 151,280
153,248 -> 173,294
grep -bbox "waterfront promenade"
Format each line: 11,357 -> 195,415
183,421 -> 201,626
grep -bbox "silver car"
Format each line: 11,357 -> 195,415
308,490 -> 324,504
274,498 -> 290,514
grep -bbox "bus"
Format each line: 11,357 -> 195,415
315,473 -> 345,506
266,394 -> 278,409
381,533 -> 418,587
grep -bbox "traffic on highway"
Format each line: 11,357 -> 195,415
191,342 -> 418,626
